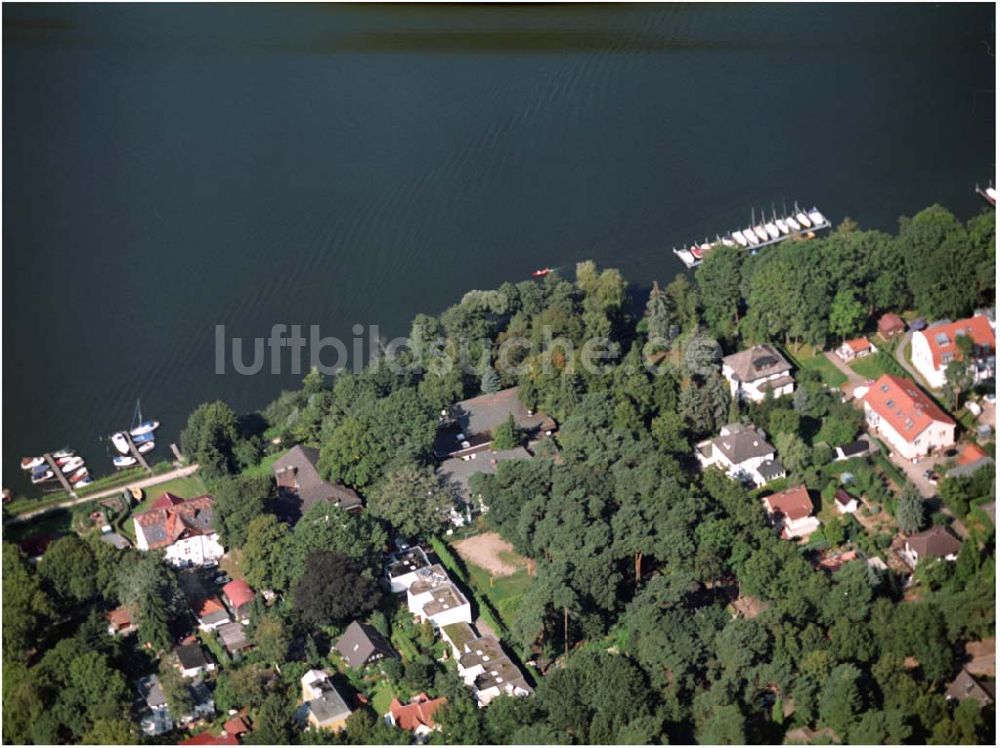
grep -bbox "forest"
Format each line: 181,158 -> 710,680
2,203 -> 995,745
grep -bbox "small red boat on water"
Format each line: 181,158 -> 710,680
531,267 -> 553,278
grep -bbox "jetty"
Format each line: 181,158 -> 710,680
672,203 -> 832,269
42,453 -> 78,499
123,431 -> 153,474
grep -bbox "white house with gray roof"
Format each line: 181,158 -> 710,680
406,565 -> 472,628
696,423 -> 785,487
722,344 -> 794,403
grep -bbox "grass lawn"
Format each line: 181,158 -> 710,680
122,474 -> 209,536
786,343 -> 847,388
391,630 -> 419,663
849,355 -> 889,381
371,678 -> 397,715
464,561 -> 533,630
241,451 -> 283,479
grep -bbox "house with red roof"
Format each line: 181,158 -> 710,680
762,485 -> 820,540
878,313 -> 906,339
179,731 -> 238,745
387,693 -> 447,737
134,493 -> 224,567
947,442 -> 995,478
836,337 -> 874,362
106,607 -> 136,637
911,315 -> 995,389
862,374 -> 956,460
222,579 -> 256,622
193,596 -> 232,631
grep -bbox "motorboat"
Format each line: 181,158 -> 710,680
137,441 -> 155,454
52,448 -> 74,459
111,432 -> 130,455
113,455 -> 137,468
531,268 -> 553,278
132,431 -> 155,444
130,420 -> 160,437
59,456 -> 85,473
987,186 -> 998,203
719,235 -> 736,248
76,477 -> 94,489
69,467 -> 89,484
21,456 -> 45,470
690,244 -> 704,259
31,469 -> 54,484
764,221 -> 780,239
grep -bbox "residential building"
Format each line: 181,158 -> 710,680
193,597 -> 231,631
863,374 -> 956,460
837,337 -> 873,362
334,621 -> 397,670
406,565 -> 472,628
437,446 -> 531,517
762,485 -> 820,540
136,675 -> 172,736
722,344 -> 794,402
223,715 -> 251,739
106,607 -> 136,637
385,547 -> 433,593
273,445 -> 363,519
878,313 -> 906,339
176,642 -> 215,679
440,622 -> 533,708
816,550 -> 859,574
133,493 -> 224,568
834,488 -> 859,515
434,387 -> 556,460
217,621 -> 251,656
946,669 -> 994,707
300,670 -> 353,732
911,315 -> 996,388
900,526 -> 962,568
222,580 -> 256,622
696,423 -> 785,487
180,732 -> 238,746
946,443 -> 995,479
833,439 -> 870,461
387,693 -> 447,738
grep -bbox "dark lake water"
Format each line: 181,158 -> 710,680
3,3 -> 995,495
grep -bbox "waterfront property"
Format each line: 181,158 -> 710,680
133,493 -> 224,567
910,314 -> 996,389
862,374 -> 956,460
434,387 -> 556,460
437,446 -> 532,519
722,344 -> 795,403
273,445 -> 363,520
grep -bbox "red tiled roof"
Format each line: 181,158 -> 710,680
195,596 -> 228,619
764,485 -> 813,521
957,443 -> 989,466
817,550 -> 858,572
919,316 -> 995,370
878,313 -> 906,334
222,579 -> 255,609
390,693 -> 447,732
224,716 -> 250,736
107,607 -> 132,629
179,731 -> 238,745
134,494 -> 216,550
863,374 -> 955,440
842,337 -> 871,353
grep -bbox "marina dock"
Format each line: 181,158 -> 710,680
672,204 -> 832,269
124,431 -> 153,474
42,452 -> 78,499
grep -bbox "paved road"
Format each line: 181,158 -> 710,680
893,331 -> 927,385
8,464 -> 200,523
823,350 -> 867,391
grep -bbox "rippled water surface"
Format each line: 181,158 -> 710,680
3,3 -> 995,492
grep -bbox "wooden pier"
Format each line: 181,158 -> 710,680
123,432 -> 153,474
42,453 -> 77,499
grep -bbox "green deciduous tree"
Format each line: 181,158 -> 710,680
181,400 -> 242,479
368,461 -> 454,539
292,551 -> 380,627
